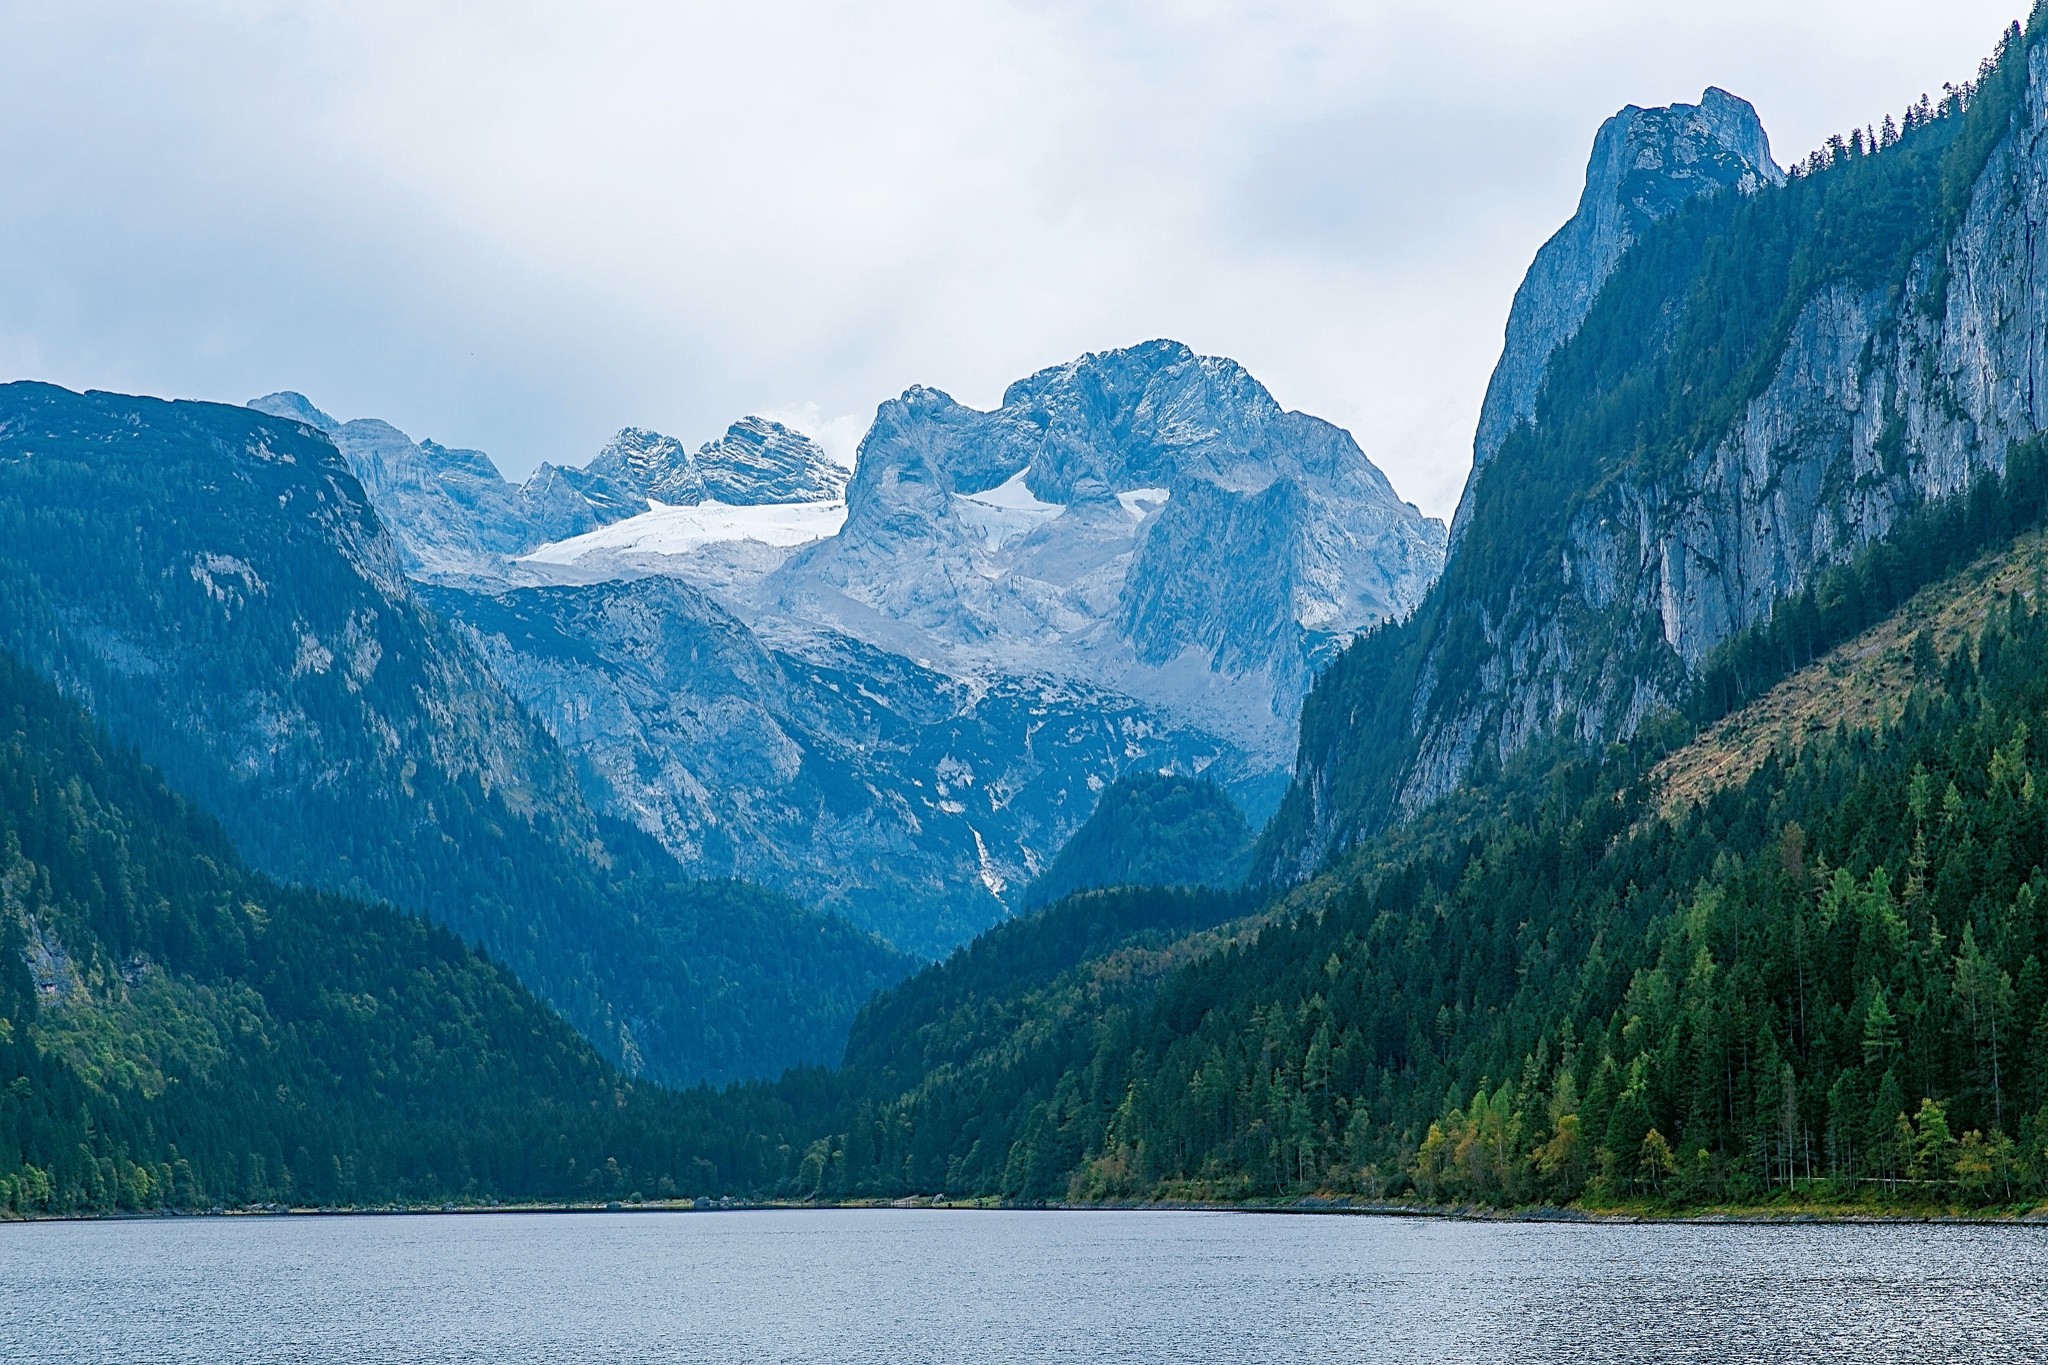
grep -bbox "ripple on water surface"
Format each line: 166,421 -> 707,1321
0,1209 -> 2044,1364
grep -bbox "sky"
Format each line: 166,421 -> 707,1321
0,2 -> 2029,518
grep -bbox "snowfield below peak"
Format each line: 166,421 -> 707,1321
952,470 -> 1065,551
522,498 -> 849,565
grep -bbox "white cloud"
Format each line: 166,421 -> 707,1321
0,0 -> 2026,514
755,402 -> 868,471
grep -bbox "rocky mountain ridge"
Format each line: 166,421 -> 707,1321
1262,21 -> 2048,878
247,392 -> 845,583
588,417 -> 849,507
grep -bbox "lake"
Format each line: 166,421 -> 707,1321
1,1208 -> 2043,1363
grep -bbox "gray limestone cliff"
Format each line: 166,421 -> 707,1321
1265,26 -> 2048,877
772,340 -> 1446,757
1451,88 -> 1784,543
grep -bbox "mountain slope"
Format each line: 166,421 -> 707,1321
0,646 -> 827,1214
1021,771 -> 1252,911
736,512 -> 2048,1210
1261,20 -> 2048,879
0,381 -> 906,1084
420,575 -> 1243,955
312,341 -> 1428,955
1653,525 -> 2048,815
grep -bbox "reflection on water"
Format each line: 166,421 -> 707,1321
1,1208 -> 2044,1364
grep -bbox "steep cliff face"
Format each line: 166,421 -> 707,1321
425,574 -> 1249,956
1451,88 -> 1783,542
1262,19 -> 2048,878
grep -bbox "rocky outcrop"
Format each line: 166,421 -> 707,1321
587,417 -> 849,507
1451,88 -> 1783,543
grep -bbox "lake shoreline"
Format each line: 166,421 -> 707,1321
7,1194 -> 2048,1226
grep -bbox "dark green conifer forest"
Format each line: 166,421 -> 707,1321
1022,772 -> 1252,910
0,647 -> 835,1214
717,15 -> 2048,1211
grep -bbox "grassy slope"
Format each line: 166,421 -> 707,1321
1655,532 -> 2048,816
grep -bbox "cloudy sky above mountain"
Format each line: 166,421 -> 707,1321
0,1 -> 2025,515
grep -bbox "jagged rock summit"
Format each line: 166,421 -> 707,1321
769,339 -> 1447,757
1453,87 -> 1784,542
588,417 -> 849,507
247,394 -> 843,582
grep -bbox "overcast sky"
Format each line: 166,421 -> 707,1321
0,2 -> 2028,516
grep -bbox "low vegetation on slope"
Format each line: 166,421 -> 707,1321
1655,530 -> 2048,814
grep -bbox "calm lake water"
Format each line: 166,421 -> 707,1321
0,1208 -> 2043,1363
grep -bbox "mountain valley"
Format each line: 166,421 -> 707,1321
10,10 -> 2048,1226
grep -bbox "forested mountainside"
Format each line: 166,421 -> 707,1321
1262,16 -> 2048,881
0,648 -> 828,1215
0,383 -> 905,1085
689,508 -> 2048,1210
1020,772 -> 1252,911
580,17 -> 2048,1215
